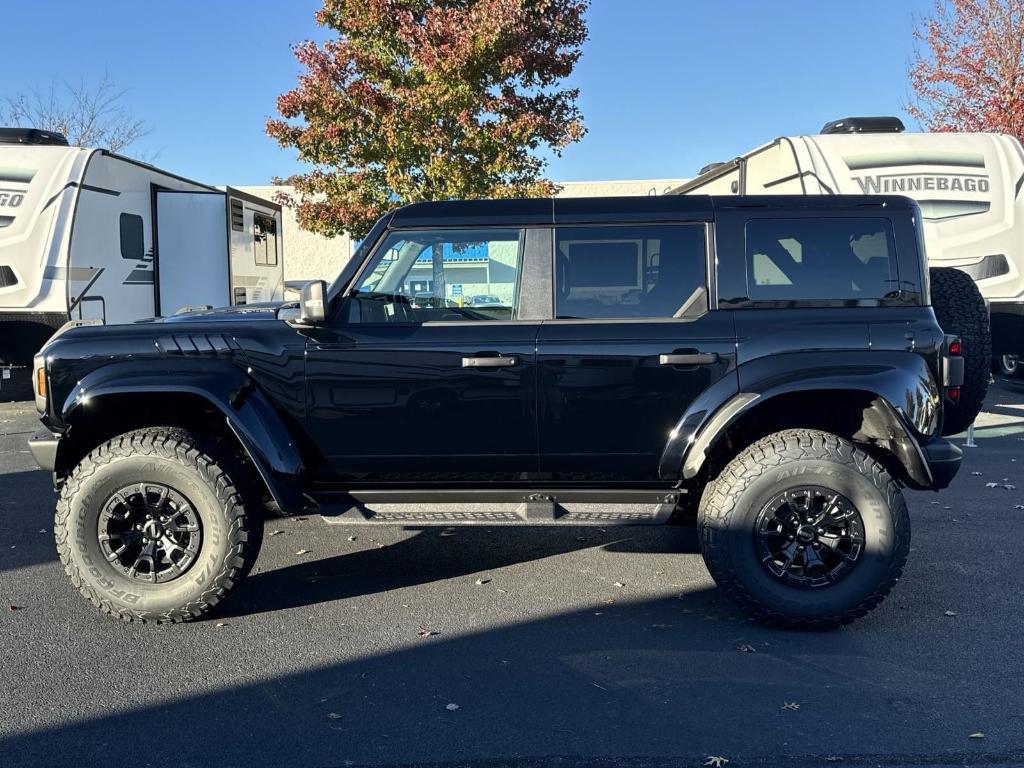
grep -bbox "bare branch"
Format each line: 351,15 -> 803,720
0,73 -> 150,155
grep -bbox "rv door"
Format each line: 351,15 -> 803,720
154,189 -> 230,314
226,192 -> 284,305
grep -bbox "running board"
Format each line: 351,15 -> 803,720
316,489 -> 682,526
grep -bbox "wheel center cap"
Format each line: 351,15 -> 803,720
796,525 -> 817,543
143,520 -> 164,540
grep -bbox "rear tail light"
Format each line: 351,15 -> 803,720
948,386 -> 961,402
949,339 -> 962,356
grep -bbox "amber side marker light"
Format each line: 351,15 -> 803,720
36,367 -> 47,399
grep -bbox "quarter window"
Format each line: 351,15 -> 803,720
745,218 -> 898,302
350,229 -> 523,323
554,224 -> 707,319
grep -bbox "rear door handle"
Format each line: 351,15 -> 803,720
659,352 -> 719,366
462,356 -> 518,368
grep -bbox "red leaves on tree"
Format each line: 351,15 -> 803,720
908,0 -> 1024,141
267,0 -> 589,238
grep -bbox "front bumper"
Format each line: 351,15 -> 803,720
921,437 -> 962,490
28,431 -> 59,472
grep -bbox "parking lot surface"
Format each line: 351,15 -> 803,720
1,382 -> 1023,768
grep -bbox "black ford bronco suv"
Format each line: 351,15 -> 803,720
29,195 -> 969,628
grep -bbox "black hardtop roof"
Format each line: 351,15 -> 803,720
387,194 -> 917,228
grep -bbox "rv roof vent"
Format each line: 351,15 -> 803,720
698,161 -> 727,175
0,128 -> 70,146
820,116 -> 905,135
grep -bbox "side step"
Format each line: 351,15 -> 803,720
317,489 -> 683,526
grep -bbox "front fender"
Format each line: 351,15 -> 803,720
61,360 -> 305,512
660,351 -> 941,487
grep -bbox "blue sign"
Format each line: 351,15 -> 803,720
452,284 -> 463,297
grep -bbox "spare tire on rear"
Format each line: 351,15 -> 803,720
929,266 -> 990,436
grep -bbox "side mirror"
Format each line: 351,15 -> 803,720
299,280 -> 327,325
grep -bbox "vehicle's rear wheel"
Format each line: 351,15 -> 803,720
55,427 -> 261,623
995,354 -> 1020,379
698,429 -> 910,629
929,266 -> 990,435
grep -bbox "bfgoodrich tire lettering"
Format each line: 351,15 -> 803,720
699,429 -> 910,628
54,428 -> 261,624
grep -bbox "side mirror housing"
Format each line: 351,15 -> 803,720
299,280 -> 327,325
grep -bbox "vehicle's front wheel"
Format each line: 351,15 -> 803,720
55,428 -> 261,624
699,429 -> 910,629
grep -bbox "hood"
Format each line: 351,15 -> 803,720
140,301 -> 297,324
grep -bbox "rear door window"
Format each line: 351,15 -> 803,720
745,218 -> 898,303
554,224 -> 707,319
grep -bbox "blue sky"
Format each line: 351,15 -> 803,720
4,0 -> 935,185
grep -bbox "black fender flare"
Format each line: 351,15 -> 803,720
660,351 -> 942,489
59,361 -> 305,512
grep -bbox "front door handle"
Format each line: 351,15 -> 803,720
462,356 -> 518,368
659,352 -> 719,366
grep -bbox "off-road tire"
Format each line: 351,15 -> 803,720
930,266 -> 990,435
55,427 -> 262,624
699,429 -> 910,629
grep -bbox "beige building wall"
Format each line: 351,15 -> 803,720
235,178 -> 688,284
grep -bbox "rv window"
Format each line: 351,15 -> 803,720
119,213 -> 145,261
254,212 -> 278,267
745,218 -> 898,303
554,225 -> 706,319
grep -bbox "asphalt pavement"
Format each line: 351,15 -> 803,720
1,382 -> 1024,768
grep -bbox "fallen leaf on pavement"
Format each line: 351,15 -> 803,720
704,757 -> 729,767
613,581 -> 625,588
327,712 -> 343,720
969,732 -> 985,739
347,535 -> 357,542
417,627 -> 440,637
986,482 -> 999,488
215,622 -> 228,628
737,644 -> 757,653
1004,484 -> 1016,490
295,549 -> 310,556
8,605 -> 23,611
944,610 -> 958,617
971,471 -> 983,476
445,703 -> 459,711
474,578 -> 491,585
268,529 -> 284,536
782,702 -> 801,711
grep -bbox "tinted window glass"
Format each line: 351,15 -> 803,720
351,229 -> 522,322
555,225 -> 706,319
745,218 -> 897,302
119,213 -> 144,260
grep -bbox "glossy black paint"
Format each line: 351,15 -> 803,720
32,194 -> 960,511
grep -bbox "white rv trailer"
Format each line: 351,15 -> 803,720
0,128 -> 284,363
672,117 -> 1024,362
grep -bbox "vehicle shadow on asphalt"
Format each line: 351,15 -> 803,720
224,525 -> 701,619
0,469 -> 57,573
3,582 -> 1017,768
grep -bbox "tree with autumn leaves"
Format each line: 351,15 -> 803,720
908,0 -> 1024,141
268,0 -> 588,239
